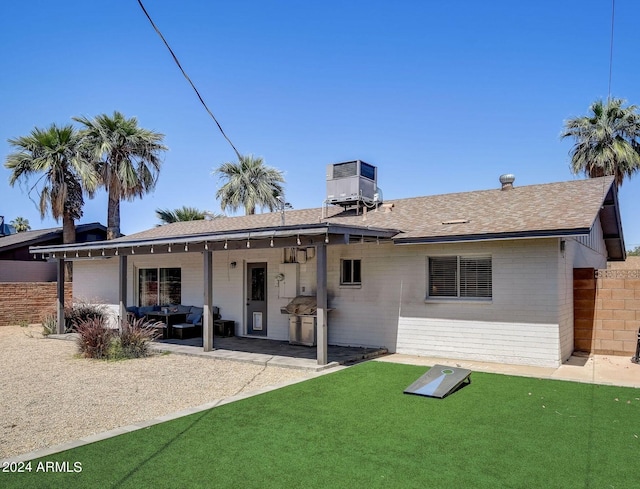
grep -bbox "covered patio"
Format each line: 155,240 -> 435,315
31,220 -> 398,366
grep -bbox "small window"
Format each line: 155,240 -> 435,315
428,256 -> 491,299
341,259 -> 362,285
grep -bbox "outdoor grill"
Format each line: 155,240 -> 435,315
281,296 -> 317,346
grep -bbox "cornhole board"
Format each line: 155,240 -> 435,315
404,365 -> 471,399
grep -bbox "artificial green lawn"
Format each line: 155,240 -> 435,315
2,361 -> 639,488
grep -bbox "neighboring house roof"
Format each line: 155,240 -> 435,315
0,223 -> 107,253
30,177 -> 626,260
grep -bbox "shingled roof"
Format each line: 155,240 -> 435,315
30,176 -> 625,260
0,223 -> 107,252
120,176 -> 617,238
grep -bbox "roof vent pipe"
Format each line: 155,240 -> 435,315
499,174 -> 515,190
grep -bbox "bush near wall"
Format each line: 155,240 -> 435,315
0,282 -> 72,326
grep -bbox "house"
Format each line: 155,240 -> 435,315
29,165 -> 625,368
0,222 -> 107,282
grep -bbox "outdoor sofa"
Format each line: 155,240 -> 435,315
125,304 -> 221,339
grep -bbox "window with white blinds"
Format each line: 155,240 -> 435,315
428,256 -> 492,299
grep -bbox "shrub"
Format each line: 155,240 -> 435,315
65,301 -> 108,332
117,317 -> 159,359
75,316 -> 157,360
76,317 -> 114,359
41,313 -> 57,336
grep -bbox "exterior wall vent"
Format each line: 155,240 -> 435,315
326,160 -> 380,208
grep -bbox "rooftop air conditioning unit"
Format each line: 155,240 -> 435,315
326,160 -> 379,207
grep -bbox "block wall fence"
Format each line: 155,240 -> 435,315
574,268 -> 640,355
0,282 -> 72,326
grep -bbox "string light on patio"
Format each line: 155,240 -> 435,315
131,247 -> 135,255
270,236 -> 274,247
63,252 -> 67,259
184,243 -> 189,252
75,251 -> 79,258
115,248 -> 119,256
297,234 -> 301,246
150,245 -> 154,254
204,241 -> 209,250
246,239 -> 251,248
224,240 -> 228,250
101,249 -> 105,256
325,231 -> 329,244
167,244 -> 171,252
88,250 -> 91,257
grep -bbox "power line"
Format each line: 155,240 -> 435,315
137,0 -> 242,160
608,0 -> 615,101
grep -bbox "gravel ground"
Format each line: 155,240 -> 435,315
0,325 -> 312,460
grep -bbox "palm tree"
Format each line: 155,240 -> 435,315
74,111 -> 168,239
155,206 -> 222,224
4,124 -> 96,278
10,217 -> 31,232
562,98 -> 640,187
213,155 -> 285,215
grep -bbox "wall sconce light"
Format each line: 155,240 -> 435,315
230,261 -> 237,269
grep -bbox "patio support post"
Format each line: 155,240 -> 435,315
56,258 -> 65,334
118,255 -> 127,329
203,250 -> 214,351
316,243 -> 328,365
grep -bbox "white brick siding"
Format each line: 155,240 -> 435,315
72,224 -> 608,367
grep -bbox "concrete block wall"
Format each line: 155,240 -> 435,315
574,268 -> 640,355
0,282 -> 72,326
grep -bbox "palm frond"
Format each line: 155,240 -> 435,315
562,98 -> 640,186
213,154 -> 285,215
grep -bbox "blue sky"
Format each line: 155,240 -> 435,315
1,0 -> 639,248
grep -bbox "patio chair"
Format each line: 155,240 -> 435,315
172,306 -> 204,339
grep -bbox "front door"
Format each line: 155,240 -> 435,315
246,262 -> 267,336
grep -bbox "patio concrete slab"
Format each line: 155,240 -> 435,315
152,336 -> 387,371
376,353 -> 640,388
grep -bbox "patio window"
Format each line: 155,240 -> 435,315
138,267 -> 181,306
427,256 -> 492,299
341,259 -> 361,285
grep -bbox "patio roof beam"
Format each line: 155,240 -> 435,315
29,224 -> 399,258
118,255 -> 127,329
31,230 -> 397,259
316,243 -> 328,365
56,259 -> 65,335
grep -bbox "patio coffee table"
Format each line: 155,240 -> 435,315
145,311 -> 188,339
